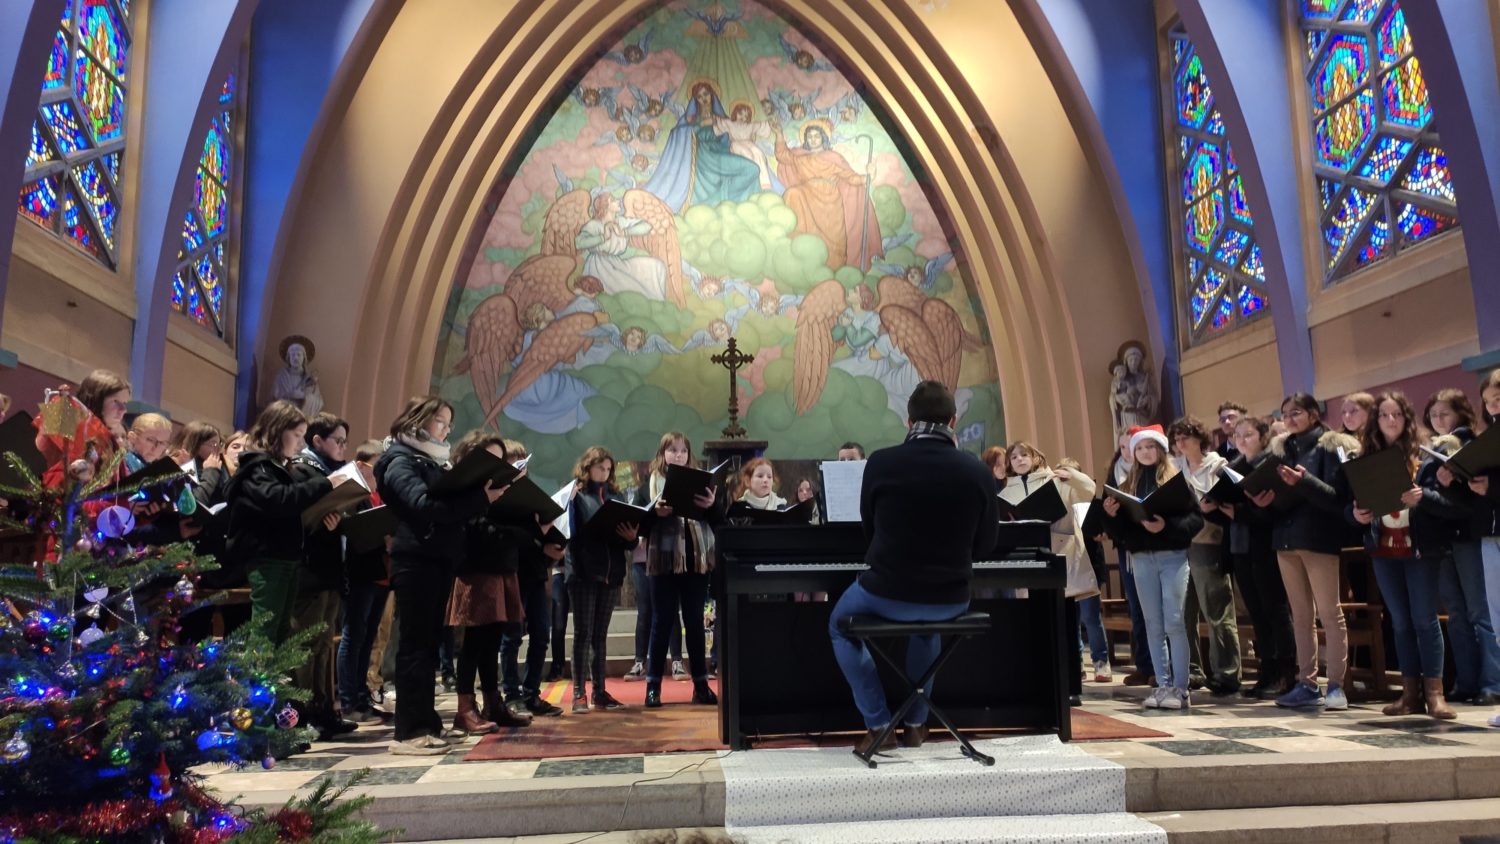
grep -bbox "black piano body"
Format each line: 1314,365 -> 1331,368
715,521 -> 1071,749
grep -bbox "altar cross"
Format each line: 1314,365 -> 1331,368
711,336 -> 753,439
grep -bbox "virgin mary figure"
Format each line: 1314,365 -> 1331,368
642,80 -> 762,212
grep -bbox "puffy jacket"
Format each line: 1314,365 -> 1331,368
1264,426 -> 1358,554
565,482 -> 634,587
1346,449 -> 1470,558
223,451 -> 332,568
289,450 -> 346,592
1102,470 -> 1204,553
373,441 -> 488,576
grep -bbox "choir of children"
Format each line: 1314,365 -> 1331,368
15,364 -> 1500,765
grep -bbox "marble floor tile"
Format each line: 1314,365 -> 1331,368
305,766 -> 430,789
1143,739 -> 1275,756
1194,726 -> 1309,740
1339,733 -> 1465,749
1076,741 -> 1179,760
329,753 -> 441,770
202,770 -> 322,793
1234,736 -> 1373,754
533,756 -> 646,778
417,760 -> 542,783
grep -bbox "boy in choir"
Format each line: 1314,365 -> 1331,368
1170,415 -> 1240,696
837,442 -> 865,461
498,439 -> 567,718
1215,402 -> 1246,461
828,381 -> 999,756
288,412 -> 357,740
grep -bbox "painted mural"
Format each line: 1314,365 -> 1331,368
433,0 -> 1004,489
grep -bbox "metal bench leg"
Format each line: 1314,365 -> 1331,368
862,635 -> 992,766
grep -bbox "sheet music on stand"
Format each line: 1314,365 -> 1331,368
819,460 -> 866,523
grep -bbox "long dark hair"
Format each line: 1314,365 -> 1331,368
76,369 -> 131,419
388,396 -> 453,440
248,400 -> 308,455
1423,388 -> 1477,433
1360,391 -> 1419,474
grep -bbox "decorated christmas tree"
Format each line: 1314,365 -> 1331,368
0,389 -> 381,843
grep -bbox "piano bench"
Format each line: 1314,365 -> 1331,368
837,611 -> 995,769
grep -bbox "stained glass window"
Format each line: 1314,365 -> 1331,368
171,73 -> 239,336
18,0 -> 130,267
1167,27 -> 1271,345
1299,0 -> 1458,283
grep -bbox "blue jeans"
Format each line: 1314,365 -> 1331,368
1483,538 -> 1500,650
631,563 -> 679,662
1373,556 -> 1445,679
337,580 -> 389,711
647,571 -> 709,683
828,580 -> 968,729
501,578 -> 551,699
1440,541 -> 1500,695
1130,550 -> 1190,690
1078,594 -> 1108,663
1119,549 -> 1154,676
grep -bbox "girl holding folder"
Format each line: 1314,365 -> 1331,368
1470,371 -> 1500,727
1348,392 -> 1461,718
1102,425 -> 1203,710
1424,389 -> 1500,706
375,397 -> 505,755
1249,393 -> 1358,711
564,446 -> 639,713
1169,416 -> 1240,695
640,432 -> 721,709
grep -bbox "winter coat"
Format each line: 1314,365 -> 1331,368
373,441 -> 489,577
1264,426 -> 1359,554
1000,467 -> 1098,598
290,449 -> 346,592
565,482 -> 634,587
1345,447 -> 1470,558
1173,451 -> 1229,545
1102,470 -> 1204,553
223,451 -> 332,568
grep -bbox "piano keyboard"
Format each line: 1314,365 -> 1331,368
754,559 -> 1049,572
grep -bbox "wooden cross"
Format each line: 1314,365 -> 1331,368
711,336 -> 753,439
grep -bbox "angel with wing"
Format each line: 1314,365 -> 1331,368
680,317 -> 734,353
584,323 -> 682,357
603,29 -> 653,64
778,33 -> 835,71
874,251 -> 953,291
540,188 -> 687,306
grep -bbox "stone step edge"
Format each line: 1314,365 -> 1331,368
1151,796 -> 1500,844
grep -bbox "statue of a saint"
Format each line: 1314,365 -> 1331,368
272,335 -> 324,417
1109,341 -> 1157,440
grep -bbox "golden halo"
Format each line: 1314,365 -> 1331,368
801,118 -> 834,144
687,78 -> 723,101
279,334 -> 316,365
728,99 -> 755,117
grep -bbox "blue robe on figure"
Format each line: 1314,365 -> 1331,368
642,89 -> 762,212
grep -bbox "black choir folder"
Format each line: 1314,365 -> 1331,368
1343,445 -> 1413,516
726,497 -> 815,525
489,476 -> 566,526
1421,424 -> 1500,480
1103,473 -> 1195,522
428,448 -> 524,496
0,411 -> 46,490
301,481 -> 372,531
340,505 -> 398,555
583,499 -> 655,541
660,459 -> 731,519
995,480 -> 1068,523
1205,457 -> 1300,506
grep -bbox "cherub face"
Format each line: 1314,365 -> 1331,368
788,102 -> 807,120
731,105 -> 752,123
904,266 -> 923,286
623,44 -> 645,63
631,153 -> 650,171
839,105 -> 857,123
794,50 -> 815,70
700,277 -> 723,297
636,124 -> 657,143
623,328 -> 646,351
615,124 -> 633,142
845,288 -> 861,309
758,296 -> 779,317
645,99 -> 664,117
709,319 -> 731,341
580,88 -> 601,107
760,97 -> 774,114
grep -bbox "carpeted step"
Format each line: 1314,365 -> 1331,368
733,813 -> 1166,843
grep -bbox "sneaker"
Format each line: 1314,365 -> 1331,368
592,690 -> 626,710
624,661 -> 645,681
1092,660 -> 1113,683
1159,689 -> 1183,710
1487,713 -> 1500,728
671,661 -> 689,681
1276,682 -> 1326,709
1324,685 -> 1348,711
347,706 -> 383,725
572,692 -> 589,713
525,695 -> 564,717
439,727 -> 468,740
1142,688 -> 1166,709
391,735 -> 450,756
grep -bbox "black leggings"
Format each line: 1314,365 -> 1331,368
456,623 -> 507,695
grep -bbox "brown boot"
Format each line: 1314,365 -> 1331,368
482,690 -> 531,728
1423,677 -> 1456,720
454,693 -> 497,735
1382,676 -> 1426,716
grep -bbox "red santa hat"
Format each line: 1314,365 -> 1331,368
1128,424 -> 1170,455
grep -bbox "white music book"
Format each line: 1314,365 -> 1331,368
819,459 -> 866,523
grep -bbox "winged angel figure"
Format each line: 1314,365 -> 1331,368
541,187 -> 687,307
453,254 -> 609,432
791,277 -> 982,415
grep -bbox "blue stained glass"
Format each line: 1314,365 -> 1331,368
1172,36 -> 1187,69
1211,291 -> 1235,330
220,74 -> 236,105
1228,174 -> 1253,224
74,159 -> 117,247
1395,202 -> 1457,242
102,151 -> 119,181
185,277 -> 209,326
196,253 -> 224,321
1205,108 -> 1225,136
41,100 -> 90,155
1401,146 -> 1455,203
62,0 -> 73,25
1324,187 -> 1377,267
1358,135 -> 1412,183
1188,255 -> 1204,282
44,29 -> 68,90
61,184 -> 101,257
78,0 -> 128,80
19,177 -> 60,226
1306,29 -> 1327,62
1215,228 -> 1251,267
1318,177 -> 1339,211
1341,0 -> 1383,24
1192,268 -> 1228,327
181,210 -> 204,254
171,271 -> 187,311
1303,0 -> 1338,21
1237,284 -> 1266,317
1242,244 -> 1266,281
26,121 -> 51,169
1356,210 -> 1390,266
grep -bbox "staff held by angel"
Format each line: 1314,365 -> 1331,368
772,118 -> 882,272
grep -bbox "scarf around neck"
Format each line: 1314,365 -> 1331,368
738,489 -> 787,510
398,431 -> 451,464
906,420 -> 956,445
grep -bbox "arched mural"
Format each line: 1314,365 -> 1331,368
432,0 -> 1004,487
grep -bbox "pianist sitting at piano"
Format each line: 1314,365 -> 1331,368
828,380 -> 1000,756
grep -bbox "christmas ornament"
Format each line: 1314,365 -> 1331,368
120,593 -> 135,613
230,707 -> 253,730
108,744 -> 130,766
248,683 -> 276,708
275,704 -> 299,729
56,662 -> 79,681
21,611 -> 47,643
78,623 -> 105,647
84,601 -> 102,618
47,619 -> 72,642
83,585 -> 110,603
175,486 -> 198,516
2,732 -> 30,763
149,752 -> 173,801
172,576 -> 195,602
74,536 -> 94,553
97,505 -> 136,539
38,390 -> 89,436
261,755 -> 276,770
170,684 -> 189,710
195,722 -> 236,751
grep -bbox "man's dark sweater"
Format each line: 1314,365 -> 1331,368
859,436 -> 1000,604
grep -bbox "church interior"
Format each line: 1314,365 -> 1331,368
3,0 -> 1500,841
